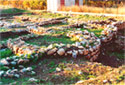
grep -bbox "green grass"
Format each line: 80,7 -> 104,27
87,28 -> 103,37
108,52 -> 124,59
0,48 -> 13,59
22,12 -> 65,19
25,35 -> 75,46
72,14 -> 109,21
1,8 -> 29,14
0,77 -> 31,85
43,23 -> 69,28
0,27 -> 9,32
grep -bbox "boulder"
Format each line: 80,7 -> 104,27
57,48 -> 65,56
47,48 -> 57,55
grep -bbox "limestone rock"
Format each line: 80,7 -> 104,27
57,48 -> 65,56
0,59 -> 9,66
47,48 -> 57,55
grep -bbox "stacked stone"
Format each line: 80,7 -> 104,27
0,55 -> 35,78
113,21 -> 125,31
6,29 -> 101,61
14,16 -> 67,23
0,21 -> 23,28
27,26 -> 54,35
100,25 -> 117,43
39,30 -> 101,61
0,66 -> 35,78
38,19 -> 67,26
7,38 -> 40,57
62,22 -> 87,28
66,30 -> 101,61
14,16 -> 29,21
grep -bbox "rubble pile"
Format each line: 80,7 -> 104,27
14,16 -> 67,23
27,26 -> 54,35
0,21 -> 24,28
38,19 -> 67,26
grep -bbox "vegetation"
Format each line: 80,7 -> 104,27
0,3 -> 124,85
60,5 -> 125,14
0,0 -> 124,14
0,48 -> 13,58
0,8 -> 29,14
0,0 -> 47,10
25,35 -> 75,46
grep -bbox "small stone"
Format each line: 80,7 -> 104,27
48,44 -> 53,49
14,74 -> 20,78
20,68 -> 27,73
103,80 -> 108,83
67,51 -> 72,55
84,30 -> 89,35
65,67 -> 72,71
11,61 -> 16,66
7,73 -> 14,77
0,71 -> 4,77
0,82 -> 3,85
23,59 -> 29,64
81,41 -> 86,45
47,48 -> 57,55
31,71 -> 36,75
78,50 -> 84,55
56,67 -> 61,72
19,65 -> 24,69
78,71 -> 83,75
76,80 -> 84,84
57,48 -> 65,56
84,49 -> 89,55
75,42 -> 80,46
26,67 -> 33,71
6,57 -> 12,62
28,78 -> 38,82
0,59 -> 9,66
11,69 -> 18,73
72,51 -> 77,58
78,46 -> 84,49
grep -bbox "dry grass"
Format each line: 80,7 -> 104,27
59,5 -> 125,14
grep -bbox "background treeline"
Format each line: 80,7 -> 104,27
0,0 -> 47,10
0,0 -> 124,10
83,0 -> 124,7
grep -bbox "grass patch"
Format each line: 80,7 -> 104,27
43,23 -> 69,28
0,27 -> 9,32
0,48 -> 13,59
87,28 -> 103,37
108,52 -> 124,59
25,35 -> 75,46
1,77 -> 30,85
1,8 -> 29,14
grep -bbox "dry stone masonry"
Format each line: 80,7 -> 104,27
0,17 -> 125,78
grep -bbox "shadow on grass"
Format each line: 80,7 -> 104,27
0,8 -> 31,17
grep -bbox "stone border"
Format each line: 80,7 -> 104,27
0,18 -> 124,78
